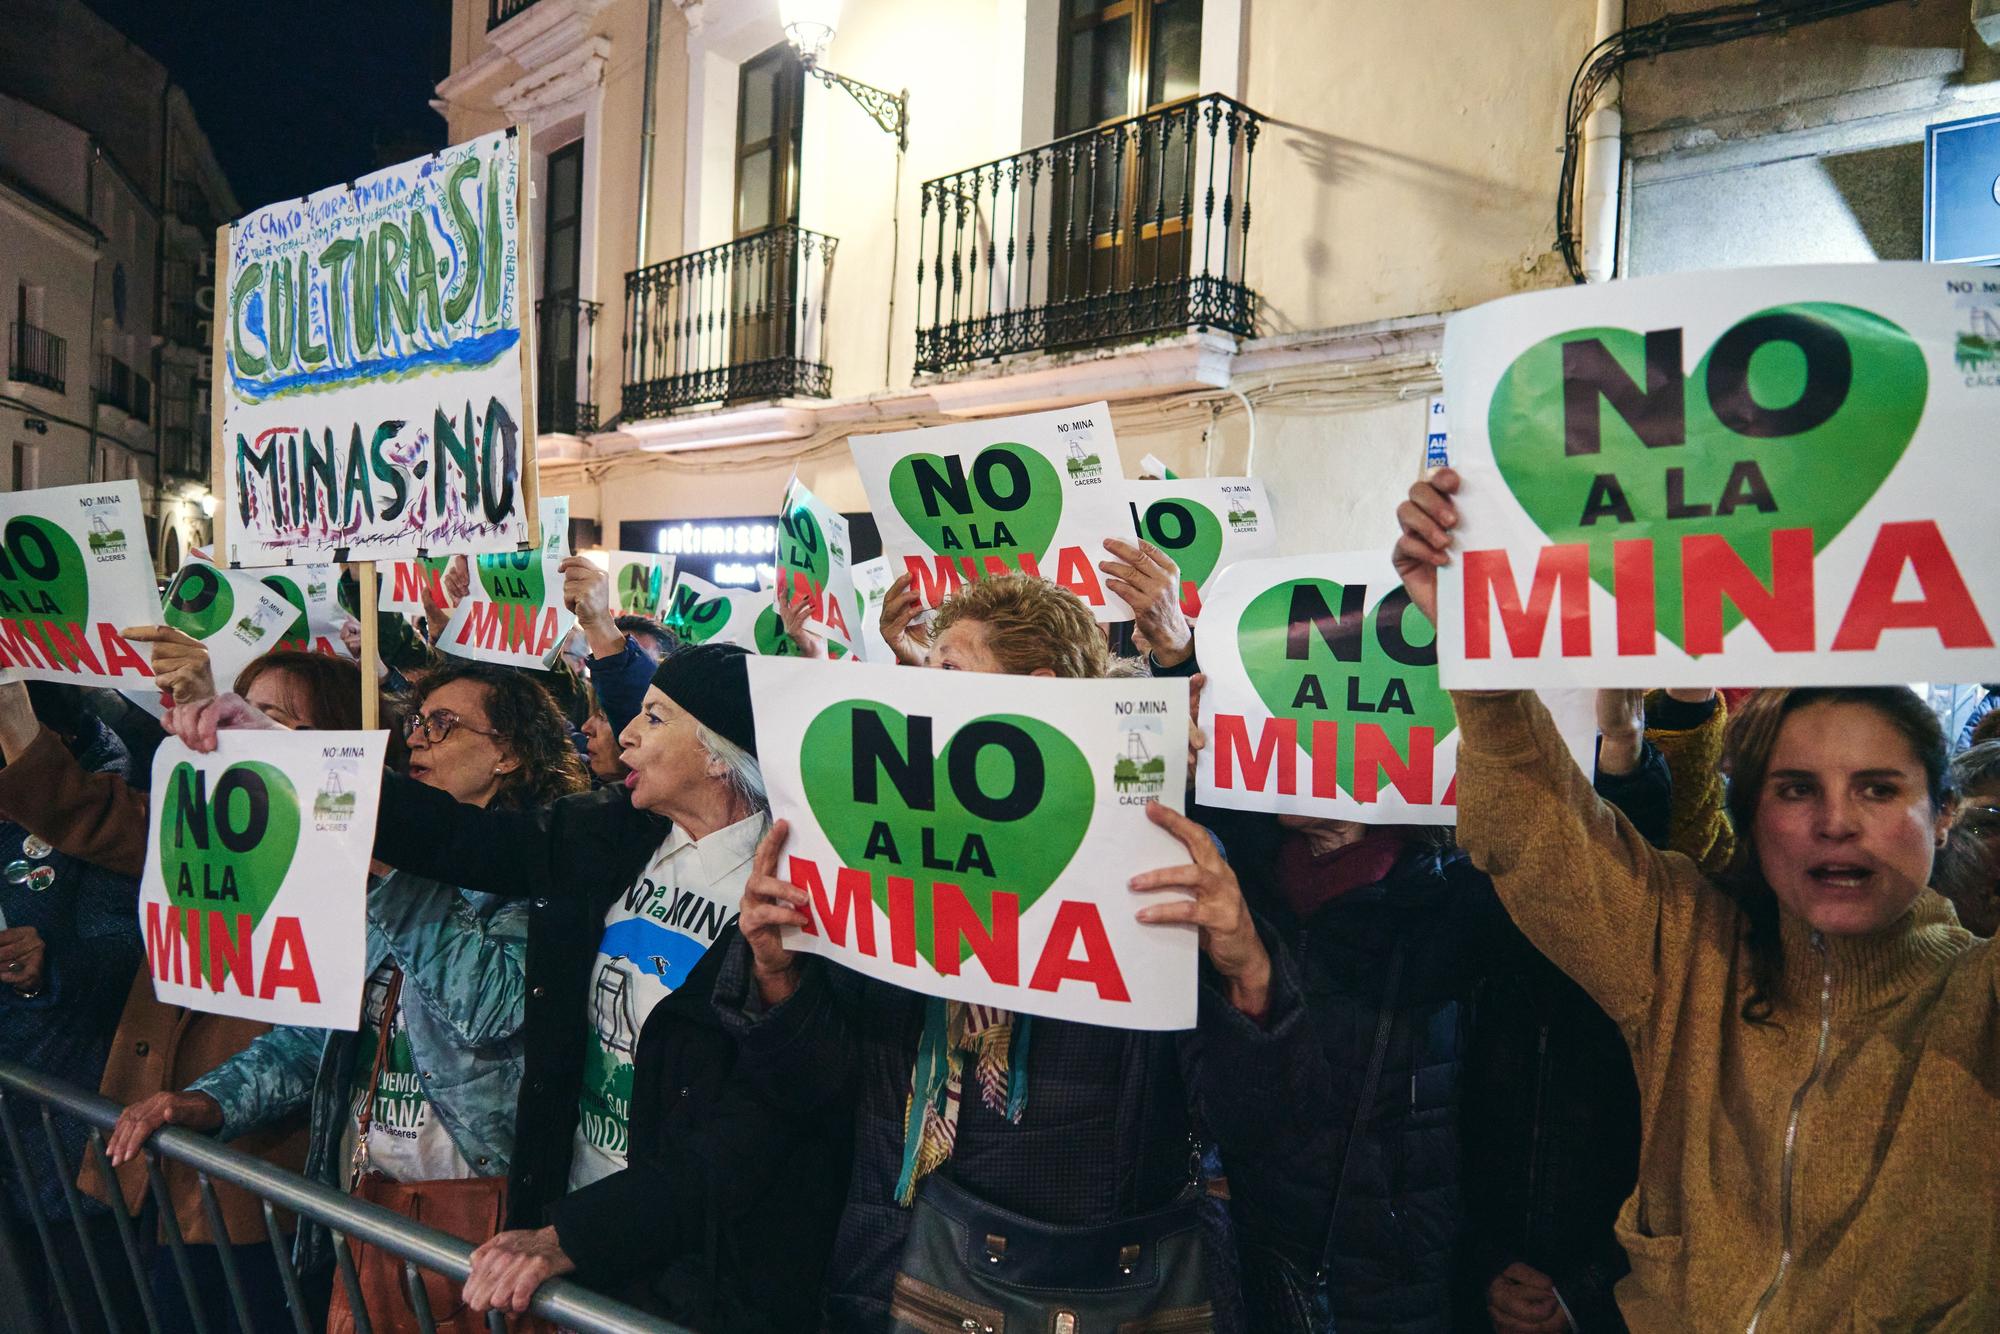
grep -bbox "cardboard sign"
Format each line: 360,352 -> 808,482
1123,477 -> 1277,617
0,482 -> 164,687
221,129 -> 534,566
851,402 -> 1134,623
381,557 -> 450,615
140,730 -> 386,1028
774,475 -> 857,654
162,560 -> 301,691
749,657 -> 1196,1029
609,551 -> 675,619
439,496 -> 574,667
850,557 -> 896,664
1197,552 -> 1596,823
662,571 -> 809,656
1437,264 -> 2000,687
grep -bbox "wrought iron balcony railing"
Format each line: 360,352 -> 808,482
622,224 -> 837,421
537,296 -> 602,436
95,355 -> 150,424
8,321 -> 66,394
489,0 -> 539,29
915,93 -> 1262,374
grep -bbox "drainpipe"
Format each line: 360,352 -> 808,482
634,0 -> 664,273
1579,0 -> 1624,283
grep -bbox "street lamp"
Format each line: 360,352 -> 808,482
780,0 -> 909,152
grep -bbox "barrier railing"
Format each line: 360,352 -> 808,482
0,1061 -> 691,1334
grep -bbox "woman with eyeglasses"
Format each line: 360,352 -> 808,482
101,662 -> 588,1333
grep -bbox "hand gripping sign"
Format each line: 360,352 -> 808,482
749,657 -> 1197,1029
1198,552 -> 1596,823
1123,476 -> 1277,618
140,730 -> 386,1028
851,402 -> 1136,623
439,495 -> 576,668
1436,263 -> 2000,688
774,475 -> 858,655
663,572 -> 816,656
0,481 -> 163,687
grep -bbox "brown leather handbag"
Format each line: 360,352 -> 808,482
324,970 -> 550,1334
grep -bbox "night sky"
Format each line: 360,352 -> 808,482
80,0 -> 453,213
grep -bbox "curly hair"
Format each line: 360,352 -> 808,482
930,574 -> 1108,679
414,662 -> 589,809
1719,686 -> 1950,1024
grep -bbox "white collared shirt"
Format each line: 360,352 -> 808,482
570,811 -> 768,1189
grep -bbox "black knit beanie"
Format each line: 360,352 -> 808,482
650,642 -> 758,757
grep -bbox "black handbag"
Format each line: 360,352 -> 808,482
889,1173 -> 1216,1334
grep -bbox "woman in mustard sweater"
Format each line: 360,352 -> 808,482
1392,468 -> 1997,1333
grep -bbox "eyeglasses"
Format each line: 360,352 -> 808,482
403,708 -> 502,746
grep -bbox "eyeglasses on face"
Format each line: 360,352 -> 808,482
402,708 -> 502,746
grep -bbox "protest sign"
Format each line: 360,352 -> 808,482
850,557 -> 896,663
257,564 -> 353,658
749,657 -> 1196,1029
1123,477 -> 1277,617
0,481 -> 164,687
162,560 -> 301,690
221,128 -> 535,567
851,402 -> 1134,623
609,551 -> 675,619
1197,552 -> 1596,823
1437,263 -> 2000,688
775,475 -> 857,653
662,571 -> 809,656
381,557 -> 451,615
140,730 -> 385,1028
439,495 -> 574,667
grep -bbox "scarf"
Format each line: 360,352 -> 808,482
894,998 -> 1032,1205
1274,826 -> 1409,920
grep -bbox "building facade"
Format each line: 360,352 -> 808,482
433,0 -> 1998,569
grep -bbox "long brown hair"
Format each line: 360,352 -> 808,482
414,662 -> 589,809
235,651 -> 364,729
1719,687 -> 1950,1024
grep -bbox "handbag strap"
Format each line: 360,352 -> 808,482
1322,940 -> 1405,1270
349,968 -> 404,1190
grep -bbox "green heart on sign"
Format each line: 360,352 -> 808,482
779,499 -> 832,587
157,760 -> 302,983
259,574 -> 310,644
164,565 -> 237,639
1239,578 -> 1455,800
0,516 -> 90,623
1135,498 -> 1225,590
677,596 -> 731,644
1489,302 -> 1926,651
476,550 -> 544,612
802,702 -> 1092,968
888,443 -> 1064,569
617,563 -> 664,616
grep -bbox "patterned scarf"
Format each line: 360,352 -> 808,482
894,998 -> 1032,1205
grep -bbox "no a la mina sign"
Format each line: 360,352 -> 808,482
439,495 -> 574,668
222,129 -> 534,566
141,730 -> 386,1028
0,481 -> 164,688
774,475 -> 857,654
749,657 -> 1196,1029
851,402 -> 1136,624
1197,552 -> 1596,824
1123,476 -> 1277,617
662,571 -> 824,657
1436,263 -> 2000,688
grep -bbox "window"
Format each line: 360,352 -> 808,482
733,44 -> 803,238
10,443 -> 36,492
1056,0 -> 1202,136
539,139 -> 586,433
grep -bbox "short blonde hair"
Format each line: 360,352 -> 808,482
931,574 -> 1108,679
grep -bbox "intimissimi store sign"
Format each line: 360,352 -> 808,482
621,514 -> 882,589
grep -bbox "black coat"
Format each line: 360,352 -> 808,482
372,775 -> 847,1332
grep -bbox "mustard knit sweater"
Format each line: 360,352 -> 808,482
1454,691 -> 1997,1334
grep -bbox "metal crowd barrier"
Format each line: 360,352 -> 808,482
0,1061 -> 693,1334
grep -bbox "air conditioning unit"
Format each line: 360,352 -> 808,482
1978,0 -> 2000,49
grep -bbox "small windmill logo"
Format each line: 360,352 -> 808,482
314,763 -> 359,828
1113,720 -> 1168,795
1063,433 -> 1105,482
86,512 -> 127,556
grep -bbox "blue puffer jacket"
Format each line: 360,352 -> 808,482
190,870 -> 528,1273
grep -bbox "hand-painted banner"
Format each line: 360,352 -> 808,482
850,402 -> 1135,623
608,551 -> 675,619
849,557 -> 896,664
439,496 -> 574,667
162,560 -> 300,691
748,657 -> 1196,1028
381,557 -> 450,615
662,571 -> 809,656
221,129 -> 533,567
0,482 -> 164,687
1196,552 -> 1596,823
775,475 -> 857,653
1123,477 -> 1277,617
1437,263 -> 2000,687
140,730 -> 385,1028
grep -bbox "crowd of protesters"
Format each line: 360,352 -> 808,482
0,486 -> 1996,1334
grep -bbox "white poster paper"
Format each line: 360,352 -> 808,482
661,571 -> 803,656
850,557 -> 896,664
438,496 -> 574,667
139,729 -> 387,1028
1122,477 -> 1277,618
609,551 -> 676,620
1437,263 -> 2000,688
162,560 -> 300,692
381,557 -> 451,615
850,402 -> 1135,623
774,475 -> 858,654
749,657 -> 1196,1029
0,481 -> 165,688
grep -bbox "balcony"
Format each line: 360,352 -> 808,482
915,93 -> 1263,375
622,224 -> 837,421
488,0 -> 539,29
9,322 -> 66,394
536,296 -> 601,436
95,355 -> 151,424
